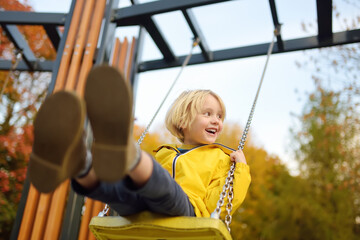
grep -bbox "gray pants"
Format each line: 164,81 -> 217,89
72,157 -> 195,216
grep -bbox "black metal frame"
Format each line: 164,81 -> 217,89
1,0 -> 354,73
0,11 -> 66,71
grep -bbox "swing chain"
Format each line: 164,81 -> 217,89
211,25 -> 280,232
238,98 -> 256,151
98,204 -> 110,217
225,171 -> 234,229
137,38 -> 200,146
211,162 -> 235,232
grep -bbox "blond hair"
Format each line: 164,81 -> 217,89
165,90 -> 226,143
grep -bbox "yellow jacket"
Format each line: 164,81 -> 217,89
154,143 -> 251,218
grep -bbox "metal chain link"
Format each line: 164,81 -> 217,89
210,160 -> 236,232
225,171 -> 234,229
98,204 -> 110,217
211,26 -> 280,232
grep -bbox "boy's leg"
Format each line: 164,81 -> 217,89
84,65 -> 195,216
29,91 -> 88,193
71,175 -> 147,216
72,156 -> 195,217
84,65 -> 140,182
127,155 -> 195,216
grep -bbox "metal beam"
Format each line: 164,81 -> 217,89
129,0 -> 146,93
116,0 -> 176,62
269,0 -> 284,51
138,29 -> 360,72
44,25 -> 61,50
113,0 -> 230,26
0,60 -> 53,71
59,190 -> 83,240
142,17 -> 177,62
182,9 -> 213,61
95,0 -> 120,64
316,0 -> 332,41
0,11 -> 66,25
1,25 -> 37,70
130,27 -> 146,89
9,178 -> 30,240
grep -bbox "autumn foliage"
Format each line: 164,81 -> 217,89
0,0 -> 56,238
0,0 -> 56,60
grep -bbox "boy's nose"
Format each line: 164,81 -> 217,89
211,116 -> 219,124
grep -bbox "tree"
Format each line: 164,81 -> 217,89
290,80 -> 360,239
290,2 -> 360,238
0,1 -> 56,238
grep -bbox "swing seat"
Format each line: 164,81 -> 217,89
89,211 -> 232,240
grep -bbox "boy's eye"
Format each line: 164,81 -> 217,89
204,112 -> 210,116
217,114 -> 222,119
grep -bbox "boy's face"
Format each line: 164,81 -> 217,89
182,95 -> 223,145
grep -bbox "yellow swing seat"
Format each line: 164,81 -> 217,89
89,211 -> 232,240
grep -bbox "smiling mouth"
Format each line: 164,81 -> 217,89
206,129 -> 217,135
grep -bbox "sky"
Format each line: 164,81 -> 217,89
27,0 -> 359,174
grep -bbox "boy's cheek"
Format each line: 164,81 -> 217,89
218,126 -> 223,134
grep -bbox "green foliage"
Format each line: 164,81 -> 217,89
288,2 -> 360,238
289,79 -> 360,239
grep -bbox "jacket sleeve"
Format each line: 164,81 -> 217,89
205,161 -> 251,218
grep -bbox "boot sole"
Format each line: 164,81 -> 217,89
84,65 -> 133,182
29,91 -> 86,193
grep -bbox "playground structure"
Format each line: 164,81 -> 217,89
1,0 -> 360,239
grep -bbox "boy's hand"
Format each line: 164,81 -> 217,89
230,150 -> 247,164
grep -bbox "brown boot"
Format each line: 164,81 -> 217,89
84,65 -> 139,182
29,91 -> 87,193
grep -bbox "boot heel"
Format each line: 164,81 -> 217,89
91,144 -> 127,181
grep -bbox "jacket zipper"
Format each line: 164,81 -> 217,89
170,143 -> 236,179
172,154 -> 180,178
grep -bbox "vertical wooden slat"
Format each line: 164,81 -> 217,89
43,181 -> 70,239
18,1 -> 87,239
126,37 -> 137,82
65,0 -> 96,90
30,193 -> 52,239
19,3 -> 140,240
44,0 -> 105,238
78,198 -> 94,240
111,38 -> 121,67
117,37 -> 128,72
38,1 -> 92,239
76,0 -> 107,96
92,201 -> 105,218
88,201 -> 104,240
17,184 -> 39,240
54,0 -> 86,92
51,0 -> 106,238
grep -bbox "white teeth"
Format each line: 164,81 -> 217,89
207,129 -> 216,133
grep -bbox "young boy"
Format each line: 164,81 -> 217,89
29,65 -> 251,218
